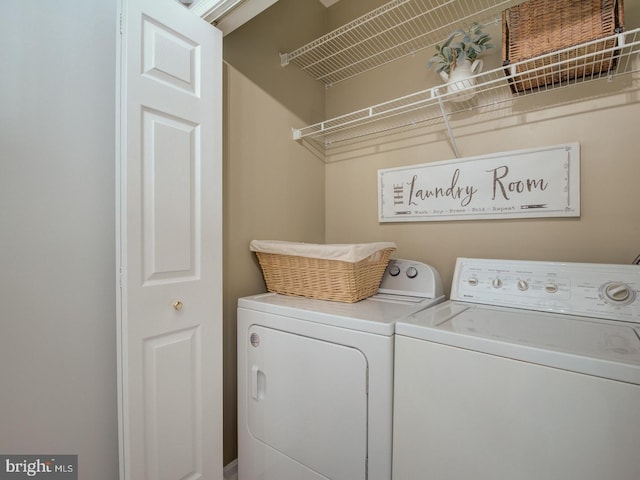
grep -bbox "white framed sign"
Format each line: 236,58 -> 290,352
378,143 -> 580,222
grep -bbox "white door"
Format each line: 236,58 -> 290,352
116,0 -> 223,478
246,325 -> 368,480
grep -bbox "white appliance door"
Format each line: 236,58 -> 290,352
393,336 -> 640,480
117,0 -> 223,479
247,325 -> 368,480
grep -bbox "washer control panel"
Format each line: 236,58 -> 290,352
451,257 -> 640,323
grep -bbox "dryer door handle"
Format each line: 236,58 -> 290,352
251,365 -> 266,400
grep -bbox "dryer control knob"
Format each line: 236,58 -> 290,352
492,278 -> 502,289
388,264 -> 401,276
517,280 -> 529,291
406,266 -> 418,279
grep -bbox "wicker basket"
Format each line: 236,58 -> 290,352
251,241 -> 396,303
502,0 -> 624,93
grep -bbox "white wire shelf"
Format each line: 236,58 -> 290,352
292,28 -> 640,154
280,0 -> 526,86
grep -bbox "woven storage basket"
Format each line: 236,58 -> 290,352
250,241 -> 396,303
502,0 -> 624,94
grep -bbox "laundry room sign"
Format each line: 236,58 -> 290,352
378,143 -> 580,222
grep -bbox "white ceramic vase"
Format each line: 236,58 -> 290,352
439,58 -> 484,102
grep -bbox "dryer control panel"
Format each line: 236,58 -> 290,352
378,259 -> 444,299
451,258 -> 640,323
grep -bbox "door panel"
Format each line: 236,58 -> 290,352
141,108 -> 199,283
247,325 -> 368,480
142,15 -> 200,95
143,327 -> 201,480
117,0 -> 222,479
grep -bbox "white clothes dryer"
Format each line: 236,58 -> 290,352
393,258 -> 640,480
238,259 -> 444,480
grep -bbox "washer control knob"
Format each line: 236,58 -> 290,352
388,264 -> 401,277
492,278 -> 502,289
517,280 -> 529,291
601,282 -> 636,305
468,277 -> 479,286
545,283 -> 558,294
406,266 -> 418,279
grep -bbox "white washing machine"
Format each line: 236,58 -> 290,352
237,259 -> 444,480
393,257 -> 640,480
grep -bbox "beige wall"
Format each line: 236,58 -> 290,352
324,94 -> 640,294
324,1 -> 640,294
223,0 -> 328,125
222,63 -> 325,462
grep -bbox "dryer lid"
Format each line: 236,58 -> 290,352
238,291 -> 443,335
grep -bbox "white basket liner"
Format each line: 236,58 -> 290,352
250,240 -> 396,263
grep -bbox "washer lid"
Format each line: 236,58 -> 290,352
397,302 -> 640,384
238,292 -> 443,335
